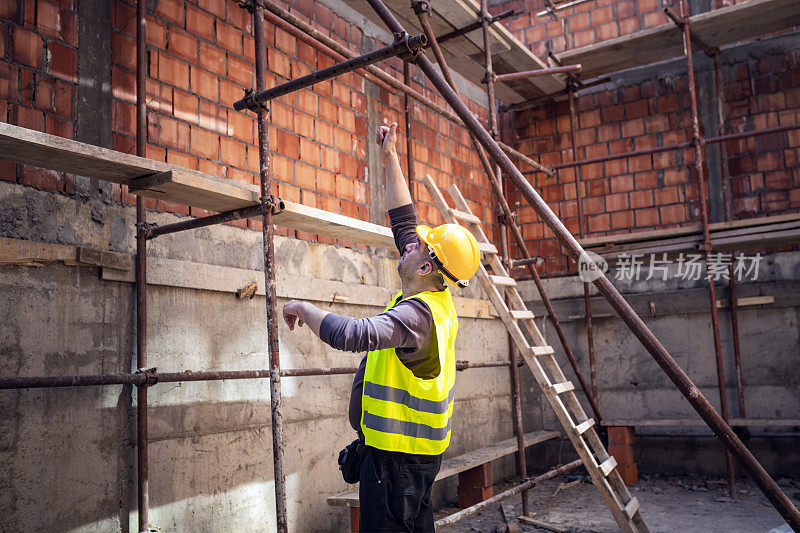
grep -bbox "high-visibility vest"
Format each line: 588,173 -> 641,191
360,289 -> 458,455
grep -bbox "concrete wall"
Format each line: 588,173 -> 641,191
0,182 -> 520,532
519,254 -> 800,476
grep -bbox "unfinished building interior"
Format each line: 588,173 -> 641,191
1,0 -> 799,530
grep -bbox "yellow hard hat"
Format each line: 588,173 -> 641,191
416,223 -> 481,289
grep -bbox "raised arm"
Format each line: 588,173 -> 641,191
376,122 -> 412,210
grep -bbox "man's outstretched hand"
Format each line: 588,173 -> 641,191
282,300 -> 306,330
376,122 -> 398,154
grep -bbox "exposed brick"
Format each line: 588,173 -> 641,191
199,98 -> 225,133
277,129 -> 299,159
13,27 -> 43,68
199,41 -> 226,76
169,28 -> 197,62
220,136 -> 247,168
227,53 -> 251,86
216,21 -> 242,55
190,66 -> 218,102
36,1 -> 64,40
191,126 -> 219,159
155,0 -> 185,27
157,52 -> 190,90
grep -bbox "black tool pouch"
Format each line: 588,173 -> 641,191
337,438 -> 366,484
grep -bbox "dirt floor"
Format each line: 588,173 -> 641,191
436,473 -> 800,532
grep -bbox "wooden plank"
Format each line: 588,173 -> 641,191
0,123 -> 402,249
327,430 -> 560,507
531,346 -> 555,356
557,0 -> 800,79
0,237 -> 78,266
624,497 -> 641,520
551,381 -> 575,394
519,516 -> 568,533
436,430 -> 560,481
510,310 -> 535,320
489,275 -> 516,286
716,295 -> 775,308
450,208 -> 481,224
574,418 -> 595,435
478,241 -> 499,255
599,455 -> 617,476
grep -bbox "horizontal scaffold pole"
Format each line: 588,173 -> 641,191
234,32 -> 427,111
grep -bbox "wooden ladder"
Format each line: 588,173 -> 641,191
422,175 -> 649,533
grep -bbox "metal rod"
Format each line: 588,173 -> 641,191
677,0 -> 736,499
404,61 -> 415,200
251,3 -> 287,531
135,1 -> 148,530
363,1 -> 800,526
509,257 -> 542,268
0,360 -> 505,390
234,33 -> 427,111
664,6 -> 716,57
493,65 -> 581,82
146,205 -> 265,239
475,0 -> 528,513
713,51 -> 747,423
536,0 -> 594,17
434,460 -> 583,528
546,123 -> 800,172
437,9 -> 515,45
502,76 -> 612,113
568,86 -> 599,404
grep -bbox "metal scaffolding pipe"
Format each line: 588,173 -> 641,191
434,460 -> 583,528
404,61 -> 415,200
146,205 -> 265,239
676,0 -> 735,497
135,1 -> 149,530
492,64 -> 581,82
251,3 -> 288,531
544,124 -> 800,173
0,360 -> 506,390
568,86 -> 599,404
234,33 -> 427,111
363,0 -> 800,527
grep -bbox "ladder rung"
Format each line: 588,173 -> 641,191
573,418 -> 595,435
509,310 -> 535,320
623,497 -> 640,519
449,208 -> 481,224
489,275 -> 516,286
478,241 -> 498,255
551,381 -> 574,394
598,455 -> 617,476
531,345 -> 555,356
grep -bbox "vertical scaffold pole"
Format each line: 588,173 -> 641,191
251,3 -> 288,531
478,0 -> 529,514
677,0 -> 736,498
135,0 -> 149,530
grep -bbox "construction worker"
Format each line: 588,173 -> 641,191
282,122 -> 480,532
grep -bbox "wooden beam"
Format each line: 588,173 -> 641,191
0,123 -> 399,249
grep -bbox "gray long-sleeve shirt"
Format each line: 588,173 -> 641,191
318,203 -> 439,432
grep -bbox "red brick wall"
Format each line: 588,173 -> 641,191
0,0 -> 497,249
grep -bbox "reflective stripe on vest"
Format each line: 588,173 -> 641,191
360,289 -> 458,455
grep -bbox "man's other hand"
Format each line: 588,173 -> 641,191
376,122 -> 398,154
283,300 -> 306,330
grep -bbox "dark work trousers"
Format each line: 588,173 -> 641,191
358,445 -> 442,533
